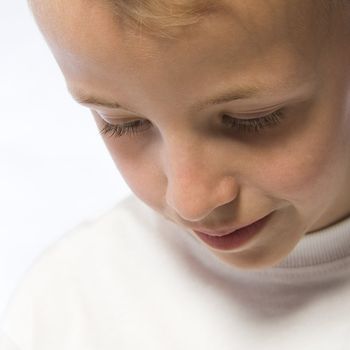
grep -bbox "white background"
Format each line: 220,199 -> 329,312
0,2 -> 131,321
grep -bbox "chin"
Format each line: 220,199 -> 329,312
212,248 -> 288,271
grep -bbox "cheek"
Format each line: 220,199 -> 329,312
118,157 -> 166,211
263,149 -> 329,201
93,113 -> 164,208
257,122 -> 346,212
103,140 -> 166,212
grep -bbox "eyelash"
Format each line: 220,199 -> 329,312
98,109 -> 286,138
99,119 -> 152,138
222,109 -> 286,134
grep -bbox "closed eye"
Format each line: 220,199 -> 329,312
221,108 -> 286,134
98,108 -> 286,138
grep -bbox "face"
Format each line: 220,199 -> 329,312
30,0 -> 350,269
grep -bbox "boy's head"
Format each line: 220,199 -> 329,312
28,0 -> 350,269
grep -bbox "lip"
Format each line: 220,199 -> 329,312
192,213 -> 273,251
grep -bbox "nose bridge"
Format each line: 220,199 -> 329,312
163,135 -> 239,222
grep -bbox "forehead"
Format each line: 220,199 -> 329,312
29,0 -> 330,112
30,0 -> 323,52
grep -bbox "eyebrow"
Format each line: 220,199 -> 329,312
72,85 -> 261,113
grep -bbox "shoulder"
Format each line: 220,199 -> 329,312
3,194 -> 159,295
0,194 -> 171,348
34,194 -> 159,267
0,330 -> 20,350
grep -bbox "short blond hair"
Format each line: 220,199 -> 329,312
107,0 -> 221,39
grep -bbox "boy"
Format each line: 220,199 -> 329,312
1,0 -> 350,349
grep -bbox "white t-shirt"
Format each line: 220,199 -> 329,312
1,194 -> 350,350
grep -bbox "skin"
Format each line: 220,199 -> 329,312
29,0 -> 350,269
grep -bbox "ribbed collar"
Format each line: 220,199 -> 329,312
274,214 -> 350,268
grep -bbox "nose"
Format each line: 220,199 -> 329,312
163,138 -> 239,222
